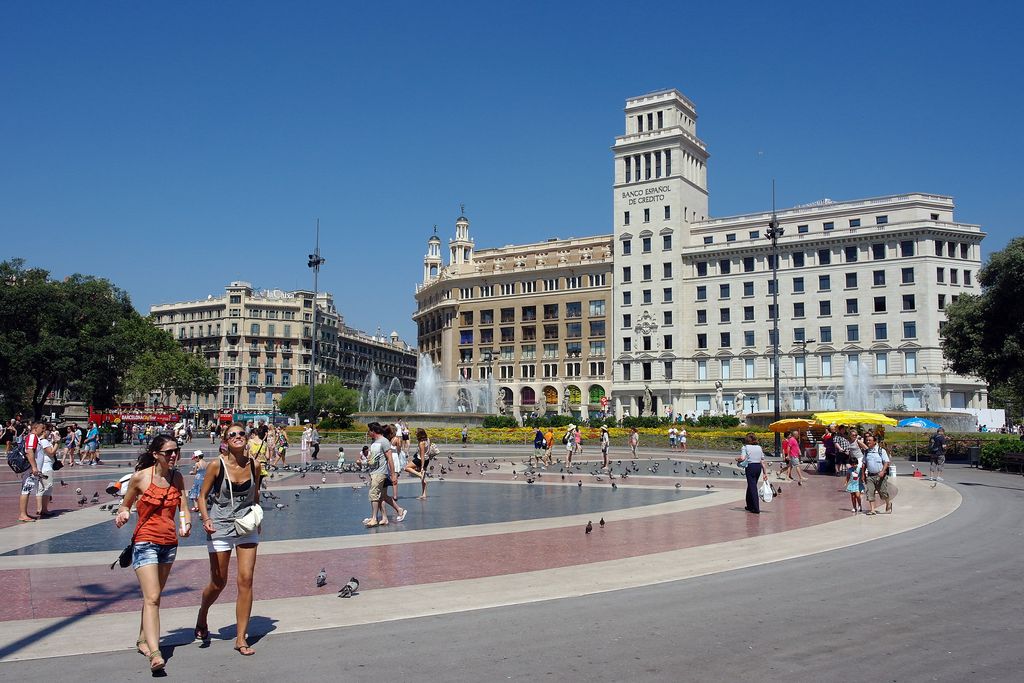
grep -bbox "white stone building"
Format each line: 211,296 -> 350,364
612,89 -> 987,418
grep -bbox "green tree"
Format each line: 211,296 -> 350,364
941,237 -> 1024,417
278,379 -> 359,428
121,322 -> 219,403
0,259 -> 217,419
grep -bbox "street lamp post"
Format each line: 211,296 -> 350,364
307,219 -> 326,422
796,338 -> 817,412
765,183 -> 784,457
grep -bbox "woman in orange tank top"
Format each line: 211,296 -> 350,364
115,434 -> 191,673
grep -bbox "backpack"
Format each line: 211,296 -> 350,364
7,442 -> 31,474
563,432 -> 571,445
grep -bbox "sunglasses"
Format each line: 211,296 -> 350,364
158,447 -> 181,456
226,431 -> 246,439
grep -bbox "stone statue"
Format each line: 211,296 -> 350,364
734,389 -> 746,420
561,389 -> 571,415
496,393 -> 506,416
714,381 -> 724,416
643,385 -> 655,417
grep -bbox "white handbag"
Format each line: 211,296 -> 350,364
222,457 -> 263,535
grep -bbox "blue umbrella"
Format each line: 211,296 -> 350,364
898,417 -> 941,429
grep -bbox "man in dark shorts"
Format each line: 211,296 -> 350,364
928,427 -> 947,482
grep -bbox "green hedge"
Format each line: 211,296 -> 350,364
482,416 -> 519,428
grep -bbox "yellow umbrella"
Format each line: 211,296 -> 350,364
769,418 -> 819,433
813,410 -> 898,426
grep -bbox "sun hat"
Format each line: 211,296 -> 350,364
191,450 -> 204,459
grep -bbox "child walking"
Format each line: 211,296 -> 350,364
845,456 -> 863,513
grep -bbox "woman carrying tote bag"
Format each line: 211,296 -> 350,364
195,422 -> 262,656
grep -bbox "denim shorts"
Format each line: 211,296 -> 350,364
132,542 -> 177,569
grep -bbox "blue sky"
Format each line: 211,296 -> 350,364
3,1 -> 1021,342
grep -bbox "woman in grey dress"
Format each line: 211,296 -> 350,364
195,422 -> 261,655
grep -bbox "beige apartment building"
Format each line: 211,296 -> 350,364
151,282 -> 341,418
414,215 -> 613,420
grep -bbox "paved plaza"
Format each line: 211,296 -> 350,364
2,444 -> 1022,681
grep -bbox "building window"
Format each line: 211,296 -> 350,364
876,352 -> 888,375
720,332 -> 731,348
720,284 -> 730,299
846,298 -> 858,314
792,252 -> 805,268
797,224 -> 809,234
622,266 -> 632,283
876,215 -> 889,225
873,270 -> 886,286
846,325 -> 859,342
793,302 -> 805,318
696,261 -> 708,277
642,264 -> 652,281
821,354 -> 832,376
589,300 -> 606,316
873,296 -> 886,313
874,322 -> 887,340
951,269 -> 959,285
743,305 -> 754,321
663,234 -> 672,250
794,327 -> 806,343
793,277 -> 805,293
818,249 -> 832,265
644,208 -> 651,223
697,309 -> 707,324
622,363 -> 631,381
901,267 -> 915,284
845,246 -> 858,262
726,233 -> 737,242
819,300 -> 831,316
703,236 -> 713,245
544,279 -> 559,291
663,334 -> 673,350
664,361 -> 673,380
621,240 -> 632,257
622,313 -> 631,327
902,294 -> 916,311
820,326 -> 832,343
872,243 -> 886,260
846,273 -> 858,289
720,359 -> 731,380
697,359 -> 708,380
720,308 -> 731,323
744,358 -> 755,378
818,274 -> 831,291
590,341 -> 606,356
938,294 -> 946,310
749,230 -> 760,239
663,288 -> 673,303
823,221 -> 834,231
623,337 -> 632,351
903,321 -> 917,339
743,281 -> 754,297
719,259 -> 731,274
664,206 -> 671,220
642,362 -> 652,380
900,240 -> 914,257
697,334 -> 707,350
696,286 -> 707,301
589,321 -> 605,337
642,289 -> 652,305
743,257 -> 755,272
744,330 -> 755,347
905,351 -> 918,374
663,311 -> 672,325
850,218 -> 861,227
663,263 -> 672,279
964,270 -> 972,286
642,237 -> 652,253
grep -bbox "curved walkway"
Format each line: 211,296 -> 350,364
0,452 -> 960,664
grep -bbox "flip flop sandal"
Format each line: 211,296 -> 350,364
136,638 -> 150,656
234,644 -> 255,656
364,520 -> 379,528
148,651 -> 165,672
396,509 -> 407,522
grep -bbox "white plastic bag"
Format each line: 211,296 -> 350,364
759,479 -> 774,503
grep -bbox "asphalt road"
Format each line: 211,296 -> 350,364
3,464 -> 1022,682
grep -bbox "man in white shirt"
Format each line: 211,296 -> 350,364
18,422 -> 53,522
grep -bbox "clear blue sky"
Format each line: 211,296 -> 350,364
3,1 -> 1021,342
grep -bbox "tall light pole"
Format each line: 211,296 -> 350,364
307,219 -> 326,422
797,338 -> 817,411
765,182 -> 784,457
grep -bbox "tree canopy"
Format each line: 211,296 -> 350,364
277,379 -> 359,428
0,259 -> 216,418
941,237 -> 1024,416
